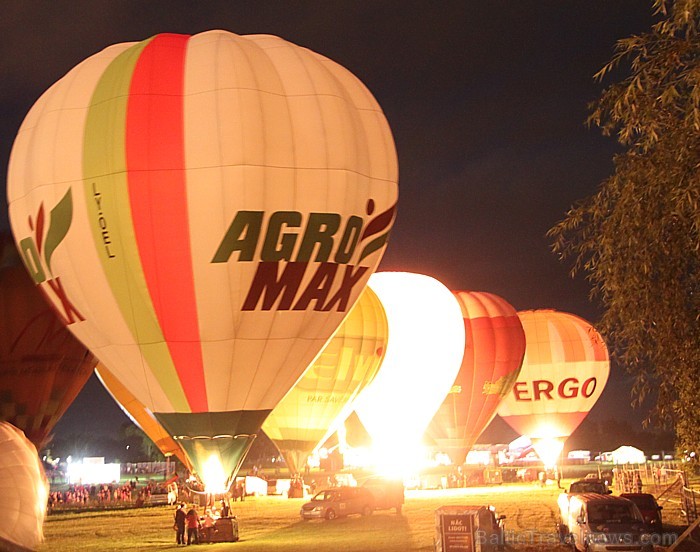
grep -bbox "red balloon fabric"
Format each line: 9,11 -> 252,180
426,291 -> 525,464
0,240 -> 96,449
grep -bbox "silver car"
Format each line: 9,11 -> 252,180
300,486 -> 375,520
563,494 -> 654,552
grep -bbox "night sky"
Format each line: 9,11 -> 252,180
1,1 -> 656,443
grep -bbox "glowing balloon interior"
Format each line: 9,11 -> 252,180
353,272 -> 465,473
497,309 -> 610,466
262,286 -> 388,474
426,291 -> 525,465
0,422 -> 49,551
7,30 -> 398,490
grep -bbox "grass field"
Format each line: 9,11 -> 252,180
39,481 -> 695,552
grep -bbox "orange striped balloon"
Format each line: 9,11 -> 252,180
497,310 -> 609,458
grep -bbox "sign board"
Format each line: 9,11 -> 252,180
435,506 -> 479,552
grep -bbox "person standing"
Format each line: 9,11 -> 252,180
174,502 -> 186,545
186,504 -> 200,545
220,499 -> 231,518
201,509 -> 215,543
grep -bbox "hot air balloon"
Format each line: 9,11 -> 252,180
95,363 -> 190,467
7,30 -> 398,492
0,238 -> 96,450
0,422 -> 49,552
496,309 -> 610,467
353,272 -> 465,473
426,291 -> 525,465
262,286 -> 388,475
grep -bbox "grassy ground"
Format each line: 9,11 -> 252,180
40,481 -> 695,552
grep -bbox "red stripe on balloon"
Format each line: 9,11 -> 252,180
126,34 -> 208,412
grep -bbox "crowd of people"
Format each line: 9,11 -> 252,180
47,479 -> 166,510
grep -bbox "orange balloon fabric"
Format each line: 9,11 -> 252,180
95,363 -> 189,468
497,309 -> 610,443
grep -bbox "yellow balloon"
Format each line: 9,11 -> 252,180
262,286 -> 388,473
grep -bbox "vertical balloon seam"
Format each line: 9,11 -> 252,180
126,33 -> 208,413
456,292 -> 477,451
472,314 -> 497,448
83,36 -> 190,413
296,45 -> 350,385
230,35 -> 291,413
269,40 -> 343,406
206,32 -> 246,414
469,298 -> 490,446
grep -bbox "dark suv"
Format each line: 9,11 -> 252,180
300,486 -> 375,520
361,476 -> 405,514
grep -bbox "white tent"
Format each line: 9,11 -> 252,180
611,445 -> 646,464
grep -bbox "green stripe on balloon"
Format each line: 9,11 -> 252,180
83,37 -> 190,412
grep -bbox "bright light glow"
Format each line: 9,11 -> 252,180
434,452 -> 452,466
531,437 -> 564,468
354,272 -> 465,470
200,454 -> 228,494
465,450 -> 491,466
372,442 -> 434,479
66,462 -> 120,485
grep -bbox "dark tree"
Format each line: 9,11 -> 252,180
549,0 -> 700,452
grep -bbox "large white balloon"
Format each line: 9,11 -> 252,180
0,422 -> 48,551
7,30 -> 398,490
353,272 -> 465,464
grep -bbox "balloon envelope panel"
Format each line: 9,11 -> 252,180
426,291 -> 525,465
0,422 -> 48,551
7,31 -> 398,487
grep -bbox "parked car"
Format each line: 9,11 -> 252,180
300,486 -> 375,520
620,493 -> 663,532
568,478 -> 611,494
559,493 -> 653,552
558,478 -> 612,522
360,476 -> 404,513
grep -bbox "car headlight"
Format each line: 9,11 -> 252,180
589,533 -> 609,544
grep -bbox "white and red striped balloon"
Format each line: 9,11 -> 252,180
497,309 -> 609,464
7,30 -> 398,488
